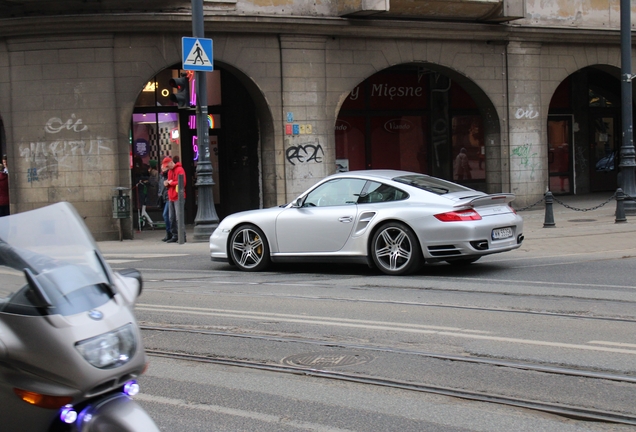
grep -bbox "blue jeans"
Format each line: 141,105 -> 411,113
162,201 -> 171,234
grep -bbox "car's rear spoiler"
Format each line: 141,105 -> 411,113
453,193 -> 516,209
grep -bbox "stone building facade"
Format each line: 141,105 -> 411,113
0,1 -> 634,239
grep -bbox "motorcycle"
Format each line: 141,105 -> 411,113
0,202 -> 159,431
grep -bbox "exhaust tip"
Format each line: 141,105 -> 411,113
470,240 -> 489,251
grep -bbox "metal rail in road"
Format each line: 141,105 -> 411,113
146,348 -> 636,426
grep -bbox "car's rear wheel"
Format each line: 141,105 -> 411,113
371,222 -> 422,275
445,257 -> 481,266
229,224 -> 271,271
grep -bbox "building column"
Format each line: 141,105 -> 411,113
279,35 -> 331,200
506,41 -> 547,206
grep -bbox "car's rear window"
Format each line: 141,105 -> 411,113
393,175 -> 472,195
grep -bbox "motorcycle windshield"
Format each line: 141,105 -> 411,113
0,202 -> 113,316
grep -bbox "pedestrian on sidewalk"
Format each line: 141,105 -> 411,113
158,160 -> 171,241
0,164 -> 9,216
163,155 -> 186,243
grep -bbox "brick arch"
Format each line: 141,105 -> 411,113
539,44 -> 623,119
114,34 -> 278,208
333,59 -> 503,190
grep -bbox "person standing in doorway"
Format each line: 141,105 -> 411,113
158,160 -> 171,241
0,164 -> 9,216
454,148 -> 472,181
164,155 -> 186,243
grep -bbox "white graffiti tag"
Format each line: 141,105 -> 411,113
45,114 -> 89,134
514,105 -> 540,120
20,137 -> 113,160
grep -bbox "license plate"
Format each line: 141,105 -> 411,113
492,227 -> 513,240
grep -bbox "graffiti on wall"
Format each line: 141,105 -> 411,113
19,114 -> 112,182
286,139 -> 324,165
512,143 -> 539,180
514,105 -> 540,120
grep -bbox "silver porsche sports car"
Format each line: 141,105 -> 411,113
210,170 -> 524,275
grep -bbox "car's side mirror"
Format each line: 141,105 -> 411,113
292,197 -> 304,208
117,268 -> 143,297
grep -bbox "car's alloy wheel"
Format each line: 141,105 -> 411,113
229,224 -> 271,271
371,222 -> 422,275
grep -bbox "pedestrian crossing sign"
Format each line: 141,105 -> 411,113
182,37 -> 214,72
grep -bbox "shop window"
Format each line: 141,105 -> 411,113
370,116 -> 427,173
335,116 -> 366,171
589,89 -> 614,108
451,115 -> 484,181
336,66 -> 484,184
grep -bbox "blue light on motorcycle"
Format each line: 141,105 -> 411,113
124,380 -> 140,396
60,404 -> 78,424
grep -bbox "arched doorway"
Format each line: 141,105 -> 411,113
335,64 -> 497,191
130,64 -> 261,229
548,66 -> 625,194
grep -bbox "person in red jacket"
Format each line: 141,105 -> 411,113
0,164 -> 9,217
163,156 -> 186,243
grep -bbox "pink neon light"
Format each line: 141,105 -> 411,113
192,135 -> 199,161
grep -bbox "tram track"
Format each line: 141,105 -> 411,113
145,348 -> 636,426
140,324 -> 636,383
138,290 -> 636,324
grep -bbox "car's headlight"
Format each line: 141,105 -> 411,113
75,323 -> 136,369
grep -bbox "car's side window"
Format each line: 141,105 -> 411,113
358,181 -> 408,204
303,178 -> 367,207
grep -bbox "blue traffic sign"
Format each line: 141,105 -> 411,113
182,37 -> 213,72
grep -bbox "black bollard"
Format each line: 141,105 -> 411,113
615,188 -> 627,223
543,191 -> 555,228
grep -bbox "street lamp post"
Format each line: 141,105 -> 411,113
191,0 -> 220,240
620,0 -> 636,213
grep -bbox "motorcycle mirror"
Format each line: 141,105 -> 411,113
117,268 -> 143,297
23,268 -> 53,308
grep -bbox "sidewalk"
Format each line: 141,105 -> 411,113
97,193 -> 636,258
98,225 -> 209,256
514,192 -> 636,256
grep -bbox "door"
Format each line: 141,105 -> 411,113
547,116 -> 573,194
590,115 -> 618,192
275,178 -> 367,253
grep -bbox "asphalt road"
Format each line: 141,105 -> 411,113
100,226 -> 636,431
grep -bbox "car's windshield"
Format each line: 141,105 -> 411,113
0,202 -> 112,316
393,174 -> 472,195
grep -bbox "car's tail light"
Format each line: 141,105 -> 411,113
434,209 -> 482,222
509,205 -> 517,214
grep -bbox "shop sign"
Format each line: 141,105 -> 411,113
335,119 -> 351,132
133,138 -> 149,156
384,118 -> 414,134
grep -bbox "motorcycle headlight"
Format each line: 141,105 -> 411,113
75,323 -> 136,369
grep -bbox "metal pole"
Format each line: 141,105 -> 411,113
620,0 -> 636,214
178,174 -> 186,244
192,0 -> 220,241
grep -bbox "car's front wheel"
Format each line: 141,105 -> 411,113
371,222 -> 422,275
229,224 -> 271,271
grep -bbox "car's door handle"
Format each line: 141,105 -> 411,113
339,216 -> 353,223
